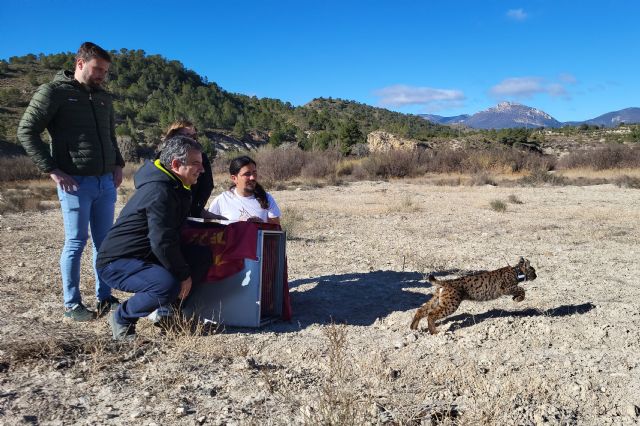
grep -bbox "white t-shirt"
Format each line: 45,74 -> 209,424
208,189 -> 281,222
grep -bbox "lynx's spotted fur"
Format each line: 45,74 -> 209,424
410,257 -> 537,334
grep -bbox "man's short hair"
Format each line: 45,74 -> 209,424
76,42 -> 111,63
159,136 -> 202,169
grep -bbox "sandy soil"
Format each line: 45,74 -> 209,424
1,180 -> 639,425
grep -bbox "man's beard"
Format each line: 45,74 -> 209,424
83,70 -> 104,89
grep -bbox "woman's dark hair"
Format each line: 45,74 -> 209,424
229,156 -> 269,209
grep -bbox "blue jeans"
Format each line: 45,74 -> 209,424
57,174 -> 117,308
97,258 -> 180,325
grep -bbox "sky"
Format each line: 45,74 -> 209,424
1,0 -> 638,122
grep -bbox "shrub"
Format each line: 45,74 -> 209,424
252,146 -> 305,185
469,172 -> 496,186
507,194 -> 524,204
518,169 -> 568,186
0,156 -> 44,182
489,199 -> 507,212
614,175 -> 640,189
301,150 -> 340,179
557,145 -> 640,170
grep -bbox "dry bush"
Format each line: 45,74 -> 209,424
302,323 -> 368,425
336,159 -> 358,176
387,195 -> 420,213
0,328 -> 112,369
469,172 -> 497,186
518,169 -> 568,186
362,149 -> 423,178
432,176 -> 463,186
489,199 -> 507,212
0,182 -> 58,214
557,144 -> 640,170
507,194 -> 524,204
0,155 -> 44,181
421,148 -> 554,175
614,174 -> 640,189
253,146 -> 305,185
301,150 -> 341,179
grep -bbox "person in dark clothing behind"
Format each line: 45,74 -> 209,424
97,136 -> 204,340
162,120 -> 215,218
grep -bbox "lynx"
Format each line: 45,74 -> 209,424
410,257 -> 537,334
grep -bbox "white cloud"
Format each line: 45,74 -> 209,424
374,84 -> 465,111
558,73 -> 577,84
506,8 -> 528,21
490,77 -> 543,98
490,77 -> 571,99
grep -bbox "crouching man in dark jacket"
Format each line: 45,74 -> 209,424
96,136 -> 204,340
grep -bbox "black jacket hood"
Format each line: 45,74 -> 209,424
135,160 -> 184,191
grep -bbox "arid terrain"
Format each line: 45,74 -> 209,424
1,178 -> 639,425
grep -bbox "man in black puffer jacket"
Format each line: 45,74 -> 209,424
17,42 -> 125,322
97,136 -> 204,340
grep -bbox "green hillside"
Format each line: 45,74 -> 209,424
0,50 -> 452,157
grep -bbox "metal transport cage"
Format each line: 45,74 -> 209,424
181,229 -> 286,327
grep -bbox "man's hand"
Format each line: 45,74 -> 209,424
113,166 -> 123,188
246,216 -> 264,223
50,169 -> 79,193
178,277 -> 192,300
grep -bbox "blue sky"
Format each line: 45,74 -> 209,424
1,0 -> 638,122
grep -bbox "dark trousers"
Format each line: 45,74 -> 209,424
98,258 -> 180,325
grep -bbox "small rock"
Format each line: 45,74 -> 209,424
404,333 -> 417,343
176,406 -> 187,416
130,412 -> 142,419
18,262 -> 26,267
196,415 -> 207,424
626,404 -> 640,417
393,340 -> 405,349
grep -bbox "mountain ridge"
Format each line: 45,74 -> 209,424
420,102 -> 640,129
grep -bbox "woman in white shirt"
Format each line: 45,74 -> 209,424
208,156 -> 281,224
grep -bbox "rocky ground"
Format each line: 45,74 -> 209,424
1,179 -> 639,425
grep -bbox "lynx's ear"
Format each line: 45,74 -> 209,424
518,256 -> 525,265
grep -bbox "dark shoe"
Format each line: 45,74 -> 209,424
108,312 -> 136,341
96,296 -> 120,318
63,304 -> 96,322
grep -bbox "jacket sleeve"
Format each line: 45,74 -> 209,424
146,189 -> 190,281
16,84 -> 59,173
110,106 -> 125,168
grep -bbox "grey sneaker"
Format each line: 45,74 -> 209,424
63,304 -> 96,322
96,296 -> 120,318
108,312 -> 136,341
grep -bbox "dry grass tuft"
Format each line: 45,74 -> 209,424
614,174 -> 640,189
302,323 -> 368,424
0,181 -> 58,214
507,194 -> 523,204
489,199 -> 507,212
519,169 -> 568,186
0,328 -> 116,370
469,172 -> 497,186
280,206 -> 304,240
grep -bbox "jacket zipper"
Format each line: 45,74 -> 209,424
89,91 -> 107,175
